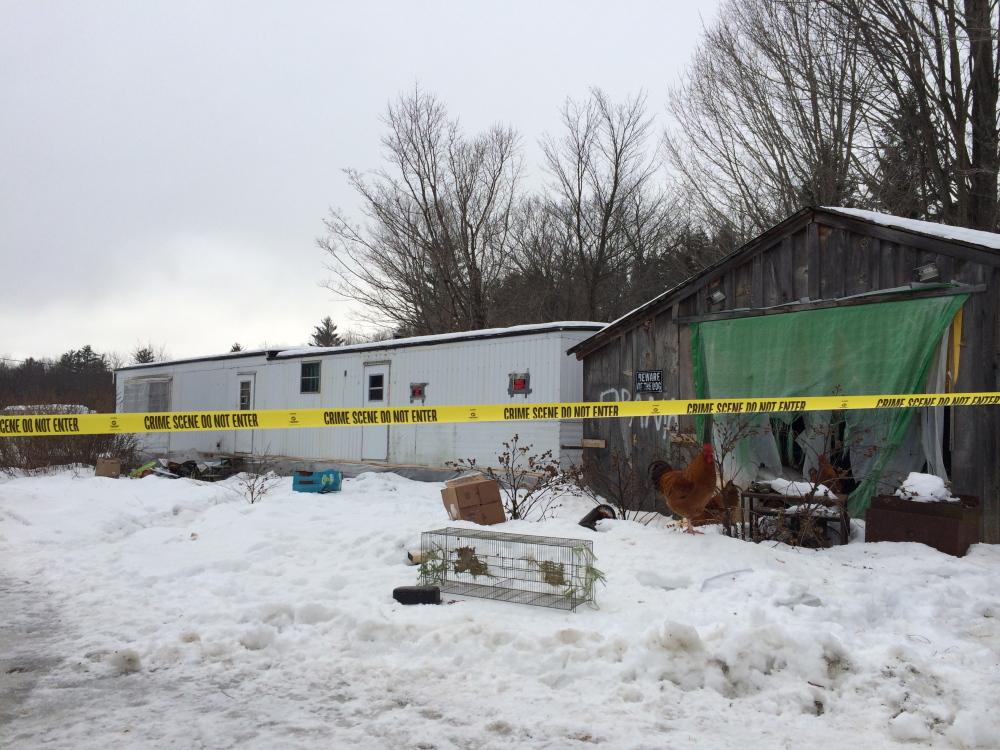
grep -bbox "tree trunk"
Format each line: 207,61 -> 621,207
965,0 -> 1000,230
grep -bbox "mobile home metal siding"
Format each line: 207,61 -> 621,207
116,325 -> 601,469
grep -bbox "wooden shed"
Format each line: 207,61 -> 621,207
568,207 -> 1000,542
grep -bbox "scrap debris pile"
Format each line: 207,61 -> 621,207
130,456 -> 243,481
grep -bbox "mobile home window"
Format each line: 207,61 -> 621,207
368,373 -> 384,401
239,381 -> 252,410
301,362 -> 320,393
123,379 -> 171,413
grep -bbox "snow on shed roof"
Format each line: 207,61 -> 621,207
116,321 -> 606,372
821,207 -> 1000,251
568,207 -> 1000,358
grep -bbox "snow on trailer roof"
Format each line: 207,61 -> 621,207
272,321 -> 606,360
115,347 -> 277,372
1,404 -> 94,414
115,321 -> 606,372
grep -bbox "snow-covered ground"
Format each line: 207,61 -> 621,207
1,469 -> 999,749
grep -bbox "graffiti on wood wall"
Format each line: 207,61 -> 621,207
599,387 -> 680,437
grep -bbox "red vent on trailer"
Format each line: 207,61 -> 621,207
508,372 -> 531,397
409,382 -> 428,403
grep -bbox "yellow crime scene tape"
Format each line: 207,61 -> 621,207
1,392 -> 999,437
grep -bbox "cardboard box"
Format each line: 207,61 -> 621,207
95,457 -> 121,478
441,474 -> 506,525
461,502 -> 507,526
445,473 -> 489,487
442,476 -> 502,510
442,497 -> 507,526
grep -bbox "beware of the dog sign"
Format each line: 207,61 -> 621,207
635,370 -> 663,394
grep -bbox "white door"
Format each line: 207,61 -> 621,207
234,374 -> 255,454
361,364 -> 389,461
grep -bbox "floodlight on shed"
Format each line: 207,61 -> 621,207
915,263 -> 940,282
708,290 -> 726,305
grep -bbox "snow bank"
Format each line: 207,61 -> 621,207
895,472 -> 959,503
1,469 -> 999,749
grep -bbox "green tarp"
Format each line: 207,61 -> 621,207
691,294 -> 967,515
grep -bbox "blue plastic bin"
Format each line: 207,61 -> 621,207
292,469 -> 343,493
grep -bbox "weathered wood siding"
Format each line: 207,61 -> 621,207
581,211 -> 1000,541
950,261 -> 1000,542
582,311 -> 694,510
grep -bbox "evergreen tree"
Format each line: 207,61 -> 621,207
867,89 -> 938,220
57,345 -> 107,373
129,341 -> 169,365
132,347 -> 156,364
230,342 -> 245,352
310,317 -> 342,347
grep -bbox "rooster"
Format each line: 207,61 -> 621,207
809,454 -> 842,494
648,444 -> 718,534
698,480 -> 741,527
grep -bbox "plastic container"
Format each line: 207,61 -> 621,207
292,469 -> 343,493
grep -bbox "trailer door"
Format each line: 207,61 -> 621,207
234,373 -> 255,454
361,363 -> 389,461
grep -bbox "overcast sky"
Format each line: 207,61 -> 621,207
1,1 -> 720,363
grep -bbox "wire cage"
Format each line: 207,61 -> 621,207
418,527 -> 600,611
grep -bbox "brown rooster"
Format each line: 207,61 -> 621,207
809,454 -> 842,494
649,444 -> 718,534
698,480 -> 741,527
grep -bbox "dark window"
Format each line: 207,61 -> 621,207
239,381 -> 251,410
301,362 -> 320,393
368,373 -> 384,401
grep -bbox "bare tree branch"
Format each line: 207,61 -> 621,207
319,87 -> 523,334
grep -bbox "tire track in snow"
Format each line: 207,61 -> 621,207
0,575 -> 64,728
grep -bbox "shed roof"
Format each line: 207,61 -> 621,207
568,207 -> 1000,358
116,321 -> 606,373
824,207 -> 1000,251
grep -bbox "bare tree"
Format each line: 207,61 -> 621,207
104,350 -> 128,371
498,197 -> 577,324
665,0 -> 875,238
338,328 -> 396,345
319,87 -> 523,335
537,89 -> 679,322
826,0 -> 999,231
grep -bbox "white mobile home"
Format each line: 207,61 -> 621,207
114,322 -> 604,468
